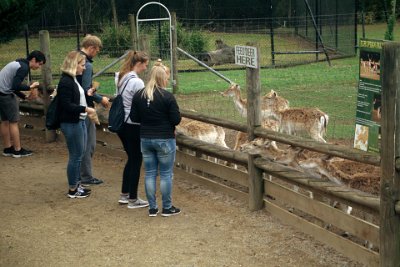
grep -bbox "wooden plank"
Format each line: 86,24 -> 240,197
264,199 -> 379,266
175,151 -> 248,187
380,42 -> 400,265
174,168 -> 247,202
254,157 -> 380,213
176,134 -> 248,165
265,180 -> 379,245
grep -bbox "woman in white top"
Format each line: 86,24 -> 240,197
116,50 -> 149,208
58,51 -> 95,198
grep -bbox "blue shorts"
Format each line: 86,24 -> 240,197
0,93 -> 19,122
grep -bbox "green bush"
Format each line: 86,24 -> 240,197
152,22 -> 206,59
99,24 -> 131,57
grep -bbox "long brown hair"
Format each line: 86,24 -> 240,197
118,50 -> 149,85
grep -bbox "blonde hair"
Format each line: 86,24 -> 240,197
60,51 -> 86,77
142,60 -> 169,101
118,50 -> 149,85
80,34 -> 103,49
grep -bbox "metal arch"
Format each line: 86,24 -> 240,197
136,2 -> 174,86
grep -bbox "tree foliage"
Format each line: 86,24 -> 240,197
0,0 -> 46,44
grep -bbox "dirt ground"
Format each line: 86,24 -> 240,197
0,134 -> 366,267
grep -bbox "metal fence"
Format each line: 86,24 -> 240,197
1,12 -> 360,142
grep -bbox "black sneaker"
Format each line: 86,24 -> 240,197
81,177 -> 103,186
3,146 -> 15,157
67,188 -> 90,198
149,208 -> 159,217
12,148 -> 33,158
161,206 -> 181,217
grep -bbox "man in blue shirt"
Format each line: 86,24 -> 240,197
77,35 -> 109,185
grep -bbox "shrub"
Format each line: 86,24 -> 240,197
152,22 -> 206,59
99,24 -> 131,57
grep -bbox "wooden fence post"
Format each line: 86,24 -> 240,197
380,42 -> 400,266
246,43 -> 263,211
171,11 -> 179,94
129,14 -> 138,50
39,30 -> 55,142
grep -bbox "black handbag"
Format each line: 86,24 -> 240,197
45,95 -> 60,130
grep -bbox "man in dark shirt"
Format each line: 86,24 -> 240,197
76,35 -> 109,185
0,50 -> 46,158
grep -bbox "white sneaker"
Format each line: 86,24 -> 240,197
118,194 -> 129,204
127,198 -> 149,209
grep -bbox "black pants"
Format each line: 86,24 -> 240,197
117,123 -> 142,199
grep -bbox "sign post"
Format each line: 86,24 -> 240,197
235,43 -> 263,211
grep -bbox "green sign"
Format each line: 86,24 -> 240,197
354,39 -> 383,153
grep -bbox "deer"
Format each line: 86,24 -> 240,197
233,119 -> 282,152
221,83 -> 289,152
220,83 -> 289,118
262,90 -> 329,143
176,117 -> 228,148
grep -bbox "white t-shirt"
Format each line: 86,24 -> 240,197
74,77 -> 88,120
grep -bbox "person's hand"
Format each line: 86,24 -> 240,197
27,88 -> 39,101
30,81 -> 40,89
100,96 -> 110,108
85,107 -> 96,114
87,87 -> 97,96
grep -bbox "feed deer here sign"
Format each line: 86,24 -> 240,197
235,45 -> 258,68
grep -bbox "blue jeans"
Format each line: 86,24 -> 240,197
61,120 -> 87,188
141,138 -> 176,210
81,117 -> 96,182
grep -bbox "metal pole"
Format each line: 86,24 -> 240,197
76,23 -> 80,51
304,0 -> 331,66
176,47 -> 233,84
92,51 -> 129,79
24,25 -> 31,82
269,0 -> 275,66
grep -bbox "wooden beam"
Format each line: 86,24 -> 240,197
380,41 -> 400,266
264,199 -> 379,266
265,180 -> 379,245
175,150 -> 248,187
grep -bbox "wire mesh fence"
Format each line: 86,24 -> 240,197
0,11 -> 361,143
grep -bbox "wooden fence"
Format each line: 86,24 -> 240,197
22,19 -> 400,267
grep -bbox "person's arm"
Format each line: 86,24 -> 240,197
82,62 -> 103,103
168,93 -> 181,126
129,94 -> 141,123
11,64 -> 30,93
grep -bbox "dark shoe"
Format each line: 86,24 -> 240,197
161,206 -> 181,217
12,148 -> 32,158
67,188 -> 90,199
81,177 -> 103,186
149,208 -> 159,217
3,146 -> 15,157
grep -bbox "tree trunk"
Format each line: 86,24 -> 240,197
111,0 -> 118,29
